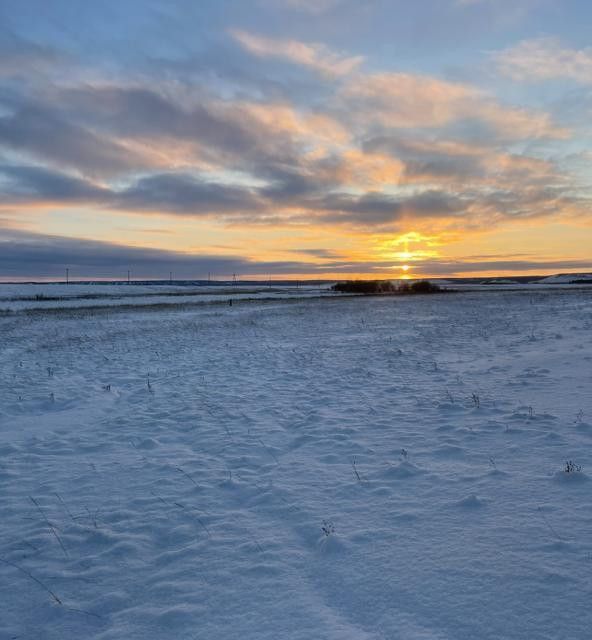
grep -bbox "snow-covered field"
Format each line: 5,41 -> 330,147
0,282 -> 332,313
1,287 -> 591,639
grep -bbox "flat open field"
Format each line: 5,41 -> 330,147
1,287 -> 591,639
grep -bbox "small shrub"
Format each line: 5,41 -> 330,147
321,520 -> 335,537
564,460 -> 582,473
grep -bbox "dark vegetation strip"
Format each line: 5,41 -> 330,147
331,279 -> 449,295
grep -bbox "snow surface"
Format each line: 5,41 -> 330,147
538,273 -> 592,284
0,283 -> 333,312
1,287 -> 592,639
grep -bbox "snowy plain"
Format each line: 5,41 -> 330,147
1,285 -> 591,639
0,282 -> 332,313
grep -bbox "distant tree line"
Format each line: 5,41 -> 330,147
331,279 -> 443,295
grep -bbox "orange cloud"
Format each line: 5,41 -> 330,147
342,73 -> 475,128
230,29 -> 363,76
237,102 -> 350,146
332,149 -> 404,187
340,72 -> 567,139
495,37 -> 592,84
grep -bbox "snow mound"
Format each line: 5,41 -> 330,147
552,469 -> 589,484
456,494 -> 487,508
538,273 -> 592,284
378,460 -> 425,479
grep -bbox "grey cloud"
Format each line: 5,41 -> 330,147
55,86 -> 288,164
0,31 -> 66,77
0,103 -> 149,176
260,169 -> 330,201
0,229 -> 299,279
0,164 -> 109,203
1,161 -> 581,231
37,85 -> 331,193
413,258 -> 592,276
285,248 -> 345,258
364,135 -> 487,181
115,172 -> 266,214
0,165 -> 265,215
0,86 -> 304,180
315,190 -> 465,225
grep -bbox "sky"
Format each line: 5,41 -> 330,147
1,0 -> 592,281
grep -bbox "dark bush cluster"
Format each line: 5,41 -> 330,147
331,279 -> 442,295
398,280 -> 442,294
331,280 -> 397,294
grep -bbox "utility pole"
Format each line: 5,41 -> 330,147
66,268 -> 69,285
169,271 -> 173,284
127,270 -> 131,284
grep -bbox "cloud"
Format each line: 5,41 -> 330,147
0,32 -> 585,249
0,227 -> 378,279
0,165 -> 266,216
454,0 -> 544,25
313,190 -> 466,227
114,172 -> 266,215
495,37 -> 592,85
0,164 -> 109,205
40,86 -> 267,169
0,68 -> 571,230
408,257 -> 592,276
364,135 -> 561,188
285,247 -> 345,258
1,222 -> 588,282
37,85 -> 349,182
340,72 -> 568,140
268,0 -> 343,14
340,73 -> 469,129
0,32 -> 66,78
366,136 -> 489,183
0,152 -> 582,235
230,29 -> 363,76
0,103 -> 152,177
1,227 -> 590,280
5,78 -> 563,202
0,228 -> 279,278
